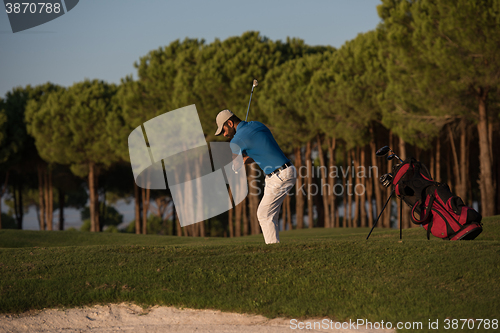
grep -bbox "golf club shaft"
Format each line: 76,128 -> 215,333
245,86 -> 255,122
389,149 -> 404,163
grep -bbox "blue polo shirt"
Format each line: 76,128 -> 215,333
230,121 -> 290,175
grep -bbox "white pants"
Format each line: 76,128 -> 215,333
257,165 -> 297,244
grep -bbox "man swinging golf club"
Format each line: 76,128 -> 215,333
214,109 -> 296,244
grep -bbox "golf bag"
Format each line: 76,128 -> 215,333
392,158 -> 482,240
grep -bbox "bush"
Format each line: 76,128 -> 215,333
104,225 -> 119,233
0,213 -> 17,229
80,204 -> 123,227
123,221 -> 135,233
80,220 -> 91,232
121,216 -> 174,235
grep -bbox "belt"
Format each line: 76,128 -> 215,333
267,161 -> 292,177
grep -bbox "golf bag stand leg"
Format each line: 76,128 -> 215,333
366,189 -> 394,240
399,199 -> 403,240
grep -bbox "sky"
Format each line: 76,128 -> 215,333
0,0 -> 382,230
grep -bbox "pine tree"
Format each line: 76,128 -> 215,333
26,80 -> 120,231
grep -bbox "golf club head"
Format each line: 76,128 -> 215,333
253,79 -> 258,88
387,154 -> 396,161
376,146 -> 391,157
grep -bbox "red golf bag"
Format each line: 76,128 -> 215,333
392,158 -> 482,240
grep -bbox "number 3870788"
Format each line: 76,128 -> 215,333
5,3 -> 61,14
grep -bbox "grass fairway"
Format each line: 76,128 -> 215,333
1,217 -> 499,332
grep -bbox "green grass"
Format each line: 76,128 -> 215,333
1,217 -> 499,333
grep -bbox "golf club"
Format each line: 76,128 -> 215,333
375,146 -> 403,163
244,79 -> 258,122
375,146 -> 391,156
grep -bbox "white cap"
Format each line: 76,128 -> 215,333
214,109 -> 234,136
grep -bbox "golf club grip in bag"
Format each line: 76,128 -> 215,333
391,158 -> 483,240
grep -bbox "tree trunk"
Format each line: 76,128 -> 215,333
194,157 -> 203,237
48,170 -> 53,230
37,166 -> 45,230
430,146 -> 435,181
305,141 -> 313,228
190,223 -> 196,237
352,149 -> 360,227
13,182 -> 18,228
200,220 -> 205,237
248,164 -> 260,234
369,128 -> 382,227
0,171 -> 8,230
88,162 -> 97,232
176,215 -> 182,236
171,204 -> 176,236
383,132 -> 394,228
0,174 -> 5,230
327,138 -> 337,228
94,168 -> 100,232
314,176 -> 324,227
435,139 -> 441,183
477,88 -> 494,216
134,182 -> 141,234
360,147 -> 367,227
448,123 -> 465,200
235,197 -> 242,237
172,204 -> 181,236
195,221 -> 201,237
58,188 -> 64,230
398,137 -> 409,229
316,135 -> 330,228
44,171 -> 51,231
342,169 -> 347,228
459,121 -> 468,205
488,122 -> 493,170
448,125 -> 461,191
16,181 -> 23,230
242,196 -> 248,236
285,195 -> 292,230
493,122 -> 500,215
100,188 -> 107,232
281,195 -> 287,231
294,146 -> 304,229
142,188 -> 150,234
446,148 -> 453,191
141,189 -> 146,234
467,125 -> 473,206
496,142 -> 500,215
365,149 -> 374,228
346,149 -> 352,227
228,188 -> 234,237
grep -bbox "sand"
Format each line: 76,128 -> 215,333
0,303 -> 395,333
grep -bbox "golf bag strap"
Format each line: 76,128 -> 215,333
411,195 -> 434,225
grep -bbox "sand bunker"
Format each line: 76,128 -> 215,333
0,303 -> 394,333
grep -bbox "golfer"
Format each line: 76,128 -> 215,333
215,109 -> 296,244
